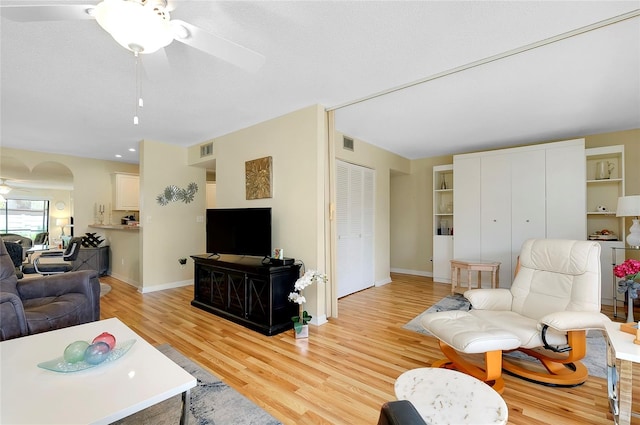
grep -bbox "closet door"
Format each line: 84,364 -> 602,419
480,154 -> 512,286
361,168 -> 375,288
546,142 -> 586,239
510,150 -> 546,271
336,160 -> 375,298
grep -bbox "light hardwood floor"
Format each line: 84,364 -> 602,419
99,273 -> 639,425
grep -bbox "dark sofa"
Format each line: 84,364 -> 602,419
0,236 -> 101,341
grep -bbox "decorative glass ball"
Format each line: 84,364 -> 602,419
84,342 -> 111,364
63,341 -> 90,364
92,332 -> 116,350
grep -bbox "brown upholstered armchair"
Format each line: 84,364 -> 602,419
0,236 -> 101,341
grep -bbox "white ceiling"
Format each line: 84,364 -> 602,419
1,1 -> 639,164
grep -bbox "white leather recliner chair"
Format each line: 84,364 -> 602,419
421,239 -> 610,393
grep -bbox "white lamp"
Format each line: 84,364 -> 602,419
616,195 -> 640,248
56,218 -> 69,237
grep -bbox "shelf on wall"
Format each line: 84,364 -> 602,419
89,224 -> 140,231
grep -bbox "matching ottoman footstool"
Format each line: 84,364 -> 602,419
421,310 -> 521,393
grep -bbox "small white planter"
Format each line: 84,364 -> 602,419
294,324 -> 309,339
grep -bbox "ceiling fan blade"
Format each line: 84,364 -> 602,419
170,19 -> 265,73
141,47 -> 172,82
0,4 -> 96,21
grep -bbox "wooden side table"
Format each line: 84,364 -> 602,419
450,259 -> 500,294
605,320 -> 640,425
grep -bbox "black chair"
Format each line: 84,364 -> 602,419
33,232 -> 48,245
3,240 -> 24,279
377,400 -> 428,425
22,237 -> 82,275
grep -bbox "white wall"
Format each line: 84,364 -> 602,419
139,139 -> 207,292
203,105 -> 329,323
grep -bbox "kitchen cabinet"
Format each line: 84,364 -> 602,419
113,173 -> 139,211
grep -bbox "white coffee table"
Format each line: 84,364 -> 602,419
605,320 -> 640,425
395,367 -> 508,425
0,318 -> 197,425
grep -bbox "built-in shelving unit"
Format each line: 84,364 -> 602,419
585,145 -> 625,307
586,145 -> 625,240
433,164 -> 453,283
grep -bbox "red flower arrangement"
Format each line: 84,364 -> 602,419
615,259 -> 640,323
614,259 -> 640,281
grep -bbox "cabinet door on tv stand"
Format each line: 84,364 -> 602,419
194,265 -> 227,309
209,269 -> 227,309
194,265 -> 212,304
247,274 -> 270,324
271,267 -> 300,325
226,270 -> 247,317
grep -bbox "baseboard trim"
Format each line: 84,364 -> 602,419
310,314 -> 328,326
390,268 -> 432,277
139,279 -> 193,293
375,276 -> 392,287
108,272 -> 140,288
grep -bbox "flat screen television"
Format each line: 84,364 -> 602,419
206,208 -> 272,257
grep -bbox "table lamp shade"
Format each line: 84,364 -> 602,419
55,218 -> 69,227
56,218 -> 69,237
616,195 -> 640,248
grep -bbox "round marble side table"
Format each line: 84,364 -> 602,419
395,367 -> 508,425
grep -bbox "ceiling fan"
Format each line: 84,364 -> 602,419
0,0 -> 265,72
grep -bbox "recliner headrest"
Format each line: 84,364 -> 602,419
519,239 -> 600,276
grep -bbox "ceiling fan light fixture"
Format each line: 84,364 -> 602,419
0,184 -> 12,195
94,0 -> 174,54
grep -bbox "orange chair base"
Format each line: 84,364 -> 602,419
503,329 -> 589,387
433,340 -> 505,394
432,330 -> 590,391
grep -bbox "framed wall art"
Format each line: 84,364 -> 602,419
245,156 -> 273,200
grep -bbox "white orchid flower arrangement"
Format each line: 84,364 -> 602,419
288,270 -> 327,334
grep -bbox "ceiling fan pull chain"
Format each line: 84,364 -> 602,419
133,50 -> 142,125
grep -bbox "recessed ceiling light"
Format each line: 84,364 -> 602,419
129,148 -> 136,152
115,154 -> 122,158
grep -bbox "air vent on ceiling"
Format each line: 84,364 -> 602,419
343,136 -> 354,152
200,142 -> 213,158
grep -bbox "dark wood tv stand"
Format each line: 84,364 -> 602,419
190,254 -> 300,336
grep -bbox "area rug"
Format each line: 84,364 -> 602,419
403,293 -> 471,335
404,295 -> 607,379
99,282 -> 111,297
112,344 -> 282,425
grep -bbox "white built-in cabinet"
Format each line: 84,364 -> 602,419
113,173 -> 140,211
336,160 -> 375,298
433,165 -> 453,283
453,139 -> 586,286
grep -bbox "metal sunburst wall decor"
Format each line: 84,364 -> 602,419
156,182 -> 198,206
